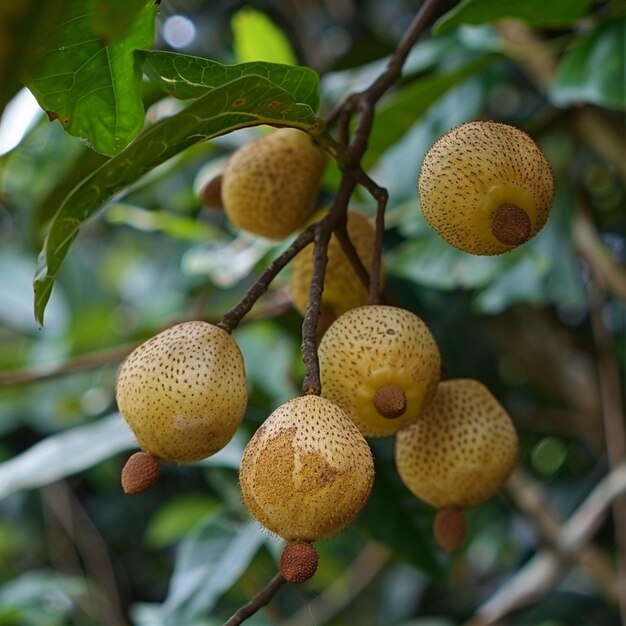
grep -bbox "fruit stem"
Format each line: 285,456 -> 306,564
219,225 -> 316,334
373,384 -> 407,419
223,572 -> 286,626
491,203 -> 531,247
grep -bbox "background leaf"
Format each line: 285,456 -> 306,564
434,0 -> 592,35
33,74 -> 319,325
142,50 -> 320,110
550,16 -> 626,111
231,6 -> 297,65
23,0 -> 156,156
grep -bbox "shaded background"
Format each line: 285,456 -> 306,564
0,0 -> 624,625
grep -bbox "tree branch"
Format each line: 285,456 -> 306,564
223,573 -> 287,626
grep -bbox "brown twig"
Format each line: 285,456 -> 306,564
218,224 -> 316,333
223,573 -> 287,626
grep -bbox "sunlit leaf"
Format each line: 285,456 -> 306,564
434,0 -> 592,35
33,74 -> 320,325
142,50 -> 319,110
232,6 -> 297,65
550,16 -> 626,111
23,0 -> 156,156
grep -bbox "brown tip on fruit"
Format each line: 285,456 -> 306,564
280,542 -> 319,583
433,508 -> 467,553
491,203 -> 531,247
373,384 -> 407,419
121,451 -> 160,494
200,174 -> 223,209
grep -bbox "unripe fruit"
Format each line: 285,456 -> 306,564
239,395 -> 375,542
318,305 -> 441,438
116,321 -> 248,463
395,379 -> 518,509
280,542 -> 319,583
289,210 -> 380,318
418,121 -> 553,255
221,128 -> 326,239
121,451 -> 160,494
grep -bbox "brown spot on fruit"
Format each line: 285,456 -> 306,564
433,508 -> 467,553
200,174 -> 223,209
372,384 -> 407,419
491,203 -> 531,246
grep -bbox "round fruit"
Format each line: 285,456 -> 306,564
418,121 -> 553,255
121,451 -> 160,494
239,395 -> 374,542
280,542 -> 319,583
116,321 -> 248,463
289,210 -> 380,318
395,379 -> 518,509
318,305 -> 441,438
221,128 -> 326,240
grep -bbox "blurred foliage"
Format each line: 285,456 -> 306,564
0,1 -> 624,625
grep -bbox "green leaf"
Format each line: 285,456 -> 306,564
366,56 -> 494,166
160,512 -> 266,623
550,17 -> 626,111
231,6 -> 297,65
23,0 -> 156,156
434,0 -> 592,35
91,0 -> 153,41
0,414 -> 135,500
142,50 -> 320,110
145,495 -> 222,549
33,74 -> 319,325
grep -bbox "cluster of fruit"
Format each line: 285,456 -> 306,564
116,120 -> 553,581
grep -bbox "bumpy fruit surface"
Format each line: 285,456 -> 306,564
395,379 -> 518,509
116,321 -> 248,463
221,128 -> 326,239
239,395 -> 374,541
318,305 -> 441,438
289,210 -> 380,318
418,121 -> 553,255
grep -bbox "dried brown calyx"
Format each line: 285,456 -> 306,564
121,451 -> 160,494
491,203 -> 531,247
433,508 -> 467,553
280,541 -> 319,583
373,384 -> 407,419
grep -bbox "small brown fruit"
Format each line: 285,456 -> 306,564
116,321 -> 248,463
395,379 -> 518,509
200,174 -> 224,209
289,210 -> 381,317
121,451 -> 160,494
318,305 -> 441,437
239,395 -> 374,541
221,128 -> 326,239
418,121 -> 553,255
280,542 -> 319,583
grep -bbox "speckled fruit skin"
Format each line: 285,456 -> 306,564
289,210 -> 380,317
221,128 -> 326,240
318,305 -> 441,438
239,395 -> 375,542
418,121 -> 553,255
395,379 -> 518,509
116,321 -> 248,463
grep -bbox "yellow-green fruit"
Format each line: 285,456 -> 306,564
395,379 -> 518,509
318,305 -> 441,438
418,121 -> 553,255
239,395 -> 375,542
221,128 -> 326,239
289,210 -> 380,317
116,321 -> 247,463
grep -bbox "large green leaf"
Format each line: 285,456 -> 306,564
160,513 -> 266,624
23,0 -> 156,156
550,17 -> 626,111
142,50 -> 319,109
434,0 -> 592,35
33,75 -> 319,325
365,56 -> 493,167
